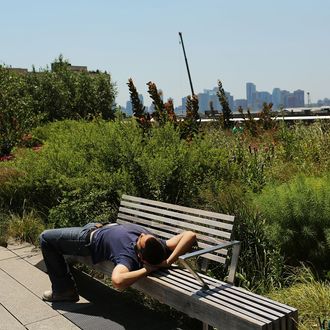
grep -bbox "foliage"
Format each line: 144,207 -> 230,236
0,66 -> 37,156
0,56 -> 117,155
256,175 -> 330,272
199,182 -> 284,293
238,102 -> 277,136
217,79 -> 232,129
5,210 -> 45,245
180,94 -> 200,140
127,78 -> 151,132
147,81 -> 166,125
238,106 -> 258,136
1,118 -> 330,293
259,102 -> 277,130
267,266 -> 330,330
27,55 -> 117,122
275,121 -> 330,171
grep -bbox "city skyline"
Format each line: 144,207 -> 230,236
1,1 -> 330,109
124,81 -> 329,115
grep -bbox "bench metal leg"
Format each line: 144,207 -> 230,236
202,322 -> 210,330
179,259 -> 209,290
227,242 -> 241,284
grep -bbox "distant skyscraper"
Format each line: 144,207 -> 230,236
293,90 -> 304,107
281,90 -> 290,108
197,92 -> 209,113
125,94 -> 144,116
246,82 -> 256,110
256,91 -> 272,109
234,99 -> 247,111
125,100 -> 133,116
272,88 -> 282,109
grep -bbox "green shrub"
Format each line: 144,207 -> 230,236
256,175 -> 330,272
0,66 -> 37,155
26,56 -> 117,122
6,211 -> 45,245
275,122 -> 330,174
198,182 -> 284,293
267,266 -> 330,330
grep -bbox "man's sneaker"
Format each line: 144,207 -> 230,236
42,289 -> 79,302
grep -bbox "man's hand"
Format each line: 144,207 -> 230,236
155,259 -> 171,268
143,262 -> 159,273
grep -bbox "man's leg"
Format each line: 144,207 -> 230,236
39,223 -> 97,299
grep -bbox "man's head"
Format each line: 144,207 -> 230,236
135,233 -> 167,265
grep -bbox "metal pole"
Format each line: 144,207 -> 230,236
178,32 -> 195,96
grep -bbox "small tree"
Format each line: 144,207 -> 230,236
180,94 -> 200,140
217,80 -> 232,129
259,102 -> 277,131
238,106 -> 258,137
147,81 -> 166,126
127,78 -> 151,131
164,98 -> 177,125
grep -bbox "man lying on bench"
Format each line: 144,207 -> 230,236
39,222 -> 196,302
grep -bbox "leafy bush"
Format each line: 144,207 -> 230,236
267,266 -> 330,330
0,66 -> 37,155
0,56 -> 117,155
199,182 -> 284,293
275,122 -> 330,173
4,211 -> 45,245
256,175 -> 330,272
26,56 -> 117,122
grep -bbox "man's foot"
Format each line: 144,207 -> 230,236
42,289 -> 79,302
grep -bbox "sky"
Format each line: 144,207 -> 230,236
1,0 -> 330,108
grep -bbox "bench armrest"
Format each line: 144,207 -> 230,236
178,240 -> 241,289
179,240 -> 240,261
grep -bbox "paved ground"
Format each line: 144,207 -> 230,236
0,242 -> 200,330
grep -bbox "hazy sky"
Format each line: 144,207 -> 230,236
1,0 -> 329,107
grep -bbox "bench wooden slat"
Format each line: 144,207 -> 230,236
160,270 -> 285,326
154,271 -> 276,328
122,194 -> 235,222
119,206 -> 232,239
117,214 -> 231,245
120,200 -> 233,235
174,268 -> 293,315
120,201 -> 234,231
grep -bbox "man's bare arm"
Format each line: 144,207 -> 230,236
161,231 -> 197,267
111,231 -> 197,290
111,263 -> 157,291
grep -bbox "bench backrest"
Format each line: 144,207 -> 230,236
117,194 -> 235,266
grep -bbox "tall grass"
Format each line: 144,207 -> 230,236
0,210 -> 45,246
268,266 -> 330,329
256,175 -> 330,272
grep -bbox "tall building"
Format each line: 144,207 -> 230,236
272,88 -> 282,109
293,90 -> 304,107
234,99 -> 247,111
125,94 -> 144,116
255,91 -> 272,110
246,82 -> 256,109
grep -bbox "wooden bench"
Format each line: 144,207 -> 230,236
67,194 -> 298,330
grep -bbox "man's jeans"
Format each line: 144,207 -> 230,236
40,223 -> 98,293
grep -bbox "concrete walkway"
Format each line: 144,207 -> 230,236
0,242 -> 200,330
0,242 -> 83,329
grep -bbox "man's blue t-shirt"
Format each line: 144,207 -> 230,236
90,223 -> 166,271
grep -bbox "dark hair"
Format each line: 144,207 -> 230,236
141,236 -> 167,265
